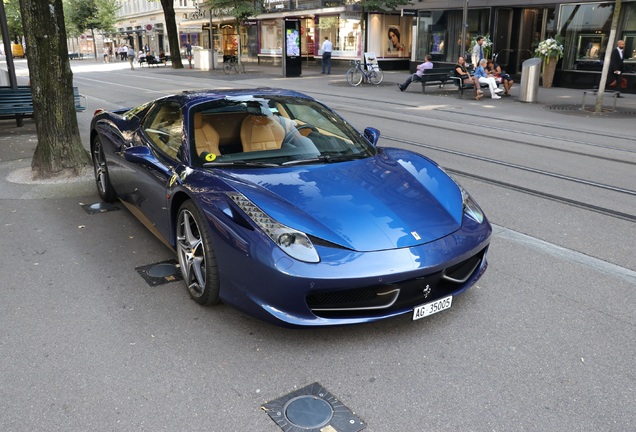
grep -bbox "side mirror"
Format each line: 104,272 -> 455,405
363,127 -> 381,146
123,145 -> 153,162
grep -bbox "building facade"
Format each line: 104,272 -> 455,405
410,0 -> 636,91
176,1 -> 414,69
110,0 -> 198,56
108,0 -> 635,91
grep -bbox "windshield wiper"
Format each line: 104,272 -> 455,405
203,160 -> 280,168
281,153 -> 368,166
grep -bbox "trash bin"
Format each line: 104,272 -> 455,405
519,58 -> 542,103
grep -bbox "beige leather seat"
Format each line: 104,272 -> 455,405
240,115 -> 285,152
193,112 -> 220,157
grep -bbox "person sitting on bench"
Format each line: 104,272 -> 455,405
487,59 -> 513,97
455,55 -> 483,100
475,59 -> 503,99
397,54 -> 434,91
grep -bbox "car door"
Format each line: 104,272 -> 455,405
117,101 -> 185,243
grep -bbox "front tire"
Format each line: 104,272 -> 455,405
91,135 -> 116,202
369,69 -> 384,85
176,200 -> 220,305
346,68 -> 363,86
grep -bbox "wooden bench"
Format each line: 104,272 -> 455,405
138,55 -> 170,67
0,86 -> 86,127
419,68 -> 454,93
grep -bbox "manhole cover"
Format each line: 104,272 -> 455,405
146,263 -> 178,278
262,382 -> 365,432
135,259 -> 182,286
285,396 -> 333,428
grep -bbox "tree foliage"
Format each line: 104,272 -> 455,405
359,0 -> 412,12
65,0 -> 119,34
18,0 -> 91,178
65,0 -> 119,58
4,0 -> 23,41
205,0 -> 261,22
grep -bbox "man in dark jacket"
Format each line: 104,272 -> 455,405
608,40 -> 625,97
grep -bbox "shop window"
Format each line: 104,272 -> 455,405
416,9 -> 489,63
559,3 -> 614,70
301,18 -> 316,56
261,20 -> 282,55
368,13 -> 411,59
621,3 -> 636,71
316,14 -> 362,57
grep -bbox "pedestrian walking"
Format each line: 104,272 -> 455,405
321,36 -> 332,74
608,39 -> 625,97
127,46 -> 135,70
186,42 -> 193,69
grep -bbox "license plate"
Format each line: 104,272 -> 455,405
413,296 -> 453,320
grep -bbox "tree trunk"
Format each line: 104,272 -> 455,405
160,0 -> 184,69
18,0 -> 91,179
595,0 -> 622,113
91,28 -> 97,61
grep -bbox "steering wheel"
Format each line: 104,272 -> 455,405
294,123 -> 319,137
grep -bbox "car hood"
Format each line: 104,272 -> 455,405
220,148 -> 464,252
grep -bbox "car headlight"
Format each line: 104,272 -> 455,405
227,192 -> 320,263
461,189 -> 485,224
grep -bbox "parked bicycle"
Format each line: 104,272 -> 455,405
224,56 -> 240,75
346,60 -> 384,86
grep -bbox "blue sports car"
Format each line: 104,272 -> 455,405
90,89 -> 491,327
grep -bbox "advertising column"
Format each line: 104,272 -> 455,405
283,18 -> 302,77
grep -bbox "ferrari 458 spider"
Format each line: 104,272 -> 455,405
90,88 -> 491,327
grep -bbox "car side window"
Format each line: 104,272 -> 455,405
143,102 -> 183,160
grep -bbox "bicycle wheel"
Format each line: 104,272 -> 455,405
368,69 -> 384,85
224,62 -> 233,75
346,68 -> 363,86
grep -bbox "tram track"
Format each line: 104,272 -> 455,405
380,135 -> 636,223
449,169 -> 636,223
383,135 -> 636,197
312,90 -> 635,152
333,105 -> 636,166
311,91 -> 636,222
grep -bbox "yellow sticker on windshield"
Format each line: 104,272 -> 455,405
205,152 -> 216,162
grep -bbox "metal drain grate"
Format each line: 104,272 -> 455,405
262,382 -> 365,432
544,104 -> 636,118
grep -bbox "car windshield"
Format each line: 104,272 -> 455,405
189,95 -> 376,167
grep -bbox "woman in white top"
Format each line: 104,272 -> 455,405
474,59 -> 503,99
